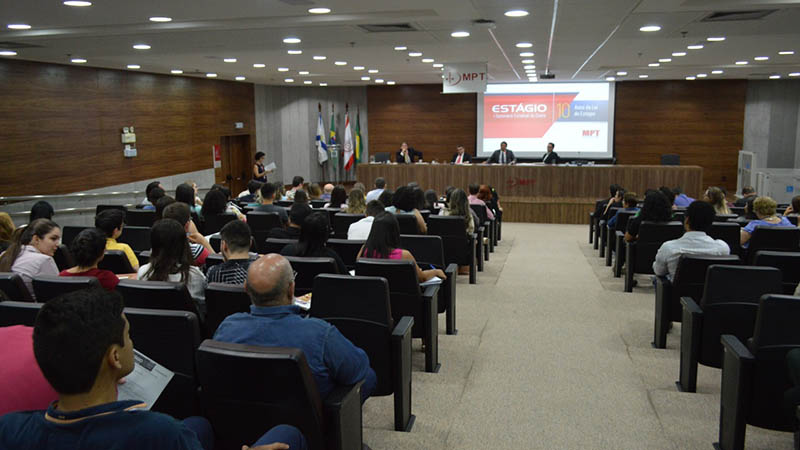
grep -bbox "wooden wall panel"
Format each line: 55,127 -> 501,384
367,85 -> 476,163
0,59 -> 255,196
614,80 -> 746,194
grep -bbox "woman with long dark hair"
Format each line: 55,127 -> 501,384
625,191 -> 674,242
0,218 -> 61,299
324,185 -> 348,209
280,211 -> 346,274
391,185 -> 427,233
175,183 -> 201,215
359,213 -> 445,282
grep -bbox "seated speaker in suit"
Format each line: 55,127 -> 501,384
484,141 -> 516,164
542,142 -> 560,164
451,145 -> 472,164
395,142 -> 423,164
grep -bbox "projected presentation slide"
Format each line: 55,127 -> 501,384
477,82 -> 615,160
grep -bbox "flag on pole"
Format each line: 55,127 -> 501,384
343,112 -> 354,171
355,110 -> 362,164
329,106 -> 336,146
315,112 -> 328,165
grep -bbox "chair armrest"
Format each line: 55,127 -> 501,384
391,316 -> 414,431
680,296 -> 703,315
444,263 -> 458,276
422,284 -> 440,301
323,380 -> 364,450
678,296 -> 704,392
718,334 -> 755,450
392,316 -> 414,340
652,275 -> 672,347
721,334 -> 754,362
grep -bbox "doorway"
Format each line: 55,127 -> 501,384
217,135 -> 252,196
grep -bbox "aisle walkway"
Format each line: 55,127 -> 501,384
362,223 -> 794,449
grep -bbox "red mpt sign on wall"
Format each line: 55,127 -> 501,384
483,93 -> 578,138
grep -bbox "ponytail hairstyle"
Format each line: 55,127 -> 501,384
0,219 -> 60,272
143,219 -> 192,283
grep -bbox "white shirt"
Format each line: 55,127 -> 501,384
137,264 -> 208,306
347,216 -> 375,240
653,231 -> 730,280
10,245 -> 59,300
366,188 -> 384,203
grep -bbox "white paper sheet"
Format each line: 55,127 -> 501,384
265,162 -> 277,171
117,350 -> 175,409
420,276 -> 443,287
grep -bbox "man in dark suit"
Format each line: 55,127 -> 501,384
451,145 -> 472,164
395,142 -> 423,163
485,141 -> 516,164
542,142 -> 560,164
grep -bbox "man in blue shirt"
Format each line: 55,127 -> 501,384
214,254 -> 377,403
607,192 -> 639,229
0,289 -> 306,450
672,187 -> 695,208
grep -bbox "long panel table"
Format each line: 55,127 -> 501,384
356,163 -> 703,224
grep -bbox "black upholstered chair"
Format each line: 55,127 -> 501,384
715,214 -> 738,222
653,254 -> 740,348
708,222 -> 742,257
203,213 -> 238,235
246,212 -> 281,254
118,226 -> 151,253
470,204 -> 494,255
125,209 -> 156,227
53,245 -> 75,272
400,234 -> 458,335
96,204 -> 127,214
396,213 -> 420,235
355,258 -> 440,373
332,213 -> 365,239
125,307 -> 202,419
310,274 -> 415,431
264,238 -> 297,254
745,226 -> 800,264
624,221 -> 684,292
61,225 -> 88,248
598,207 -> 620,258
310,199 -> 327,209
716,295 -> 800,450
285,256 -> 339,296
753,250 -> 800,294
196,340 -> 364,450
0,300 -> 41,326
116,279 -> 199,316
608,210 -> 637,271
0,272 -> 34,302
97,250 -> 135,274
427,215 -> 476,284
275,200 -> 293,207
204,283 -> 251,337
678,265 -> 782,392
31,275 -> 101,303
327,239 -> 364,271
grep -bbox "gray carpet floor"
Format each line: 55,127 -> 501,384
362,223 -> 795,449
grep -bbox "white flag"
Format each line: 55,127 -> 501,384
343,112 -> 354,170
316,112 -> 328,165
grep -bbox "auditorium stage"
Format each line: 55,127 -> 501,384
356,163 -> 703,224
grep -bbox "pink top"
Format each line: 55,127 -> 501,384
0,325 -> 58,415
468,195 -> 495,220
364,248 -> 403,259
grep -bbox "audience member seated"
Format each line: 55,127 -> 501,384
0,219 -> 60,300
59,228 -> 120,291
607,192 -> 639,229
293,190 -> 310,205
324,185 -> 347,209
467,183 -> 494,220
594,184 -> 621,220
280,212 -> 346,274
239,180 -> 263,204
479,185 -> 502,220
672,187 -> 695,208
653,201 -> 730,280
267,203 -> 311,240
353,182 -> 367,194
201,189 -> 244,221
143,187 -> 165,212
659,186 -> 677,210
378,189 -> 394,211
175,183 -> 202,215
0,290 -> 306,450
273,182 -> 286,202
213,254 -> 376,403
0,325 -> 58,416
345,189 -> 366,214
366,177 -> 385,202
0,212 -> 15,253
782,195 -> 800,217
254,182 -> 288,225
348,200 -> 384,240
358,213 -> 446,282
321,183 -> 334,201
95,209 -> 139,271
740,196 -> 793,248
704,186 -> 730,215
206,220 -> 253,285
390,186 -> 427,234
741,195 -> 758,220
140,180 -> 163,207
138,219 -> 207,314
29,201 -> 55,223
285,176 -> 304,201
307,182 -> 323,200
625,191 -> 673,242
154,195 -> 175,220
162,203 -> 214,267
602,187 -> 625,219
440,189 -> 477,275
423,189 -> 440,211
734,185 -> 757,206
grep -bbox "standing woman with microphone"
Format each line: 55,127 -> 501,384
253,151 -> 272,182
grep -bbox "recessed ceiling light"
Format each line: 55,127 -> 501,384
368,69 -> 379,73
451,31 -> 470,38
70,58 -> 87,64
408,52 -> 422,57
421,58 -> 434,63
206,73 -> 217,78
308,7 -> 331,14
127,64 -> 141,69
353,66 -> 365,70
779,51 -> 795,55
223,58 -> 237,63
285,78 -> 295,83
334,61 -> 347,66
505,10 -> 529,17
298,70 -> 310,75
283,37 -> 301,44
253,63 -> 266,68
133,44 -> 151,50
697,73 -> 707,78
686,76 -> 696,80
303,80 -> 313,84
754,56 -> 769,61
711,70 -> 723,74
433,63 -> 443,68
171,69 -> 183,74
287,50 -> 302,55
278,67 -> 289,72
523,65 -> 535,70
235,76 -> 246,81
361,76 -> 370,81
638,74 -> 649,78
519,52 -> 534,57
648,63 -> 660,67
394,46 -> 407,51
375,79 -> 385,83
606,77 -> 615,81
707,36 -> 726,42
387,81 -> 396,85
320,82 -> 328,86
149,17 -> 172,22
658,58 -> 672,63
313,55 -> 326,60
63,1 -> 92,6
789,72 -> 800,77
769,75 -> 781,79
672,52 -> 687,57
616,71 -> 627,76
639,25 -> 661,32
0,50 -> 18,56
7,24 -> 31,30
521,59 -> 535,64
735,61 -> 748,65
516,42 -> 533,48
687,44 -> 704,50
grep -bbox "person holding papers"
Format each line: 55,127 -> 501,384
451,145 -> 472,164
252,151 -> 273,183
542,142 -> 560,164
485,141 -> 516,164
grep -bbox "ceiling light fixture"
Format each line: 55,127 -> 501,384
789,73 -> 800,77
672,52 -> 687,57
433,63 -> 443,68
687,44 -> 704,50
368,69 -> 379,73
133,44 -> 151,50
520,52 -> 534,57
516,42 -> 533,48
606,77 -> 615,81
283,37 -> 301,44
253,63 -> 266,68
648,63 -> 660,67
149,17 -> 172,22
779,51 -> 795,55
505,10 -> 529,17
353,66 -> 365,70
361,76 -> 370,81
735,61 -> 748,65
754,56 -> 769,61
638,74 -> 648,78
521,59 -> 535,64
707,36 -> 726,42
524,65 -> 535,70
171,69 -> 183,74
287,50 -> 302,55
303,80 -> 313,84
308,7 -> 331,14
71,58 -> 87,63
63,1 -> 92,6
408,52 -> 422,57
421,58 -> 434,63
278,67 -> 289,72
697,73 -> 707,78
375,79 -> 385,83
223,58 -> 237,63
686,76 -> 696,80
0,50 -> 18,56
298,70 -> 309,75
639,25 -> 661,32
616,71 -> 627,76
320,82 -> 328,86
285,78 -> 294,82
387,81 -> 396,85
206,73 -> 217,78
711,70 -> 723,74
235,76 -> 246,81
7,24 -> 31,30
313,55 -> 326,60
451,31 -> 470,38
769,74 -> 781,79
334,61 -> 347,66
394,46 -> 407,51
127,64 -> 141,69
658,58 -> 672,63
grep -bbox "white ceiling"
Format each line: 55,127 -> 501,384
1,0 -> 799,85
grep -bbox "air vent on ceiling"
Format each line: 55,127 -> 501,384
701,10 -> 776,22
0,41 -> 43,49
358,23 -> 418,33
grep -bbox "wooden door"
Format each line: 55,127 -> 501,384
216,135 -> 252,195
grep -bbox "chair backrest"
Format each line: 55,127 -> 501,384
246,212 -> 279,253
661,154 -> 680,165
714,214 -> 738,222
400,234 -> 446,267
708,222 -> 741,256
31,275 -> 101,303
310,274 -> 395,396
374,152 -> 390,163
747,226 -> 800,263
469,204 -> 488,224
322,208 -> 340,226
427,215 -> 472,266
116,279 -> 198,315
396,213 -> 419,234
284,256 -> 339,296
355,258 -> 425,338
53,245 -> 74,271
203,213 -> 238,235
667,255 -> 741,321
310,200 -> 327,209
196,340 -> 326,450
730,206 -> 746,216
332,213 -> 365,239
326,239 -> 364,270
613,210 -> 637,233
671,211 -> 686,223
97,250 -> 135,274
0,301 -> 41,326
117,226 -> 151,253
125,209 -> 156,227
0,272 -> 34,302
264,238 -> 297,254
124,307 -> 201,418
96,204 -> 127,214
275,200 -> 293,207
61,226 -> 88,249
752,250 -> 800,294
631,221 -> 684,273
205,283 -> 251,336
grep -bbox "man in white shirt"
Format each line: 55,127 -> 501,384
365,177 -> 386,203
653,200 -> 730,280
348,200 -> 385,240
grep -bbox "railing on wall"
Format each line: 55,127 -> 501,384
0,191 -> 145,205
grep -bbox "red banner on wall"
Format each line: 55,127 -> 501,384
212,144 -> 221,168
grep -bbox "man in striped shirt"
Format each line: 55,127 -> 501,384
206,220 -> 253,285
